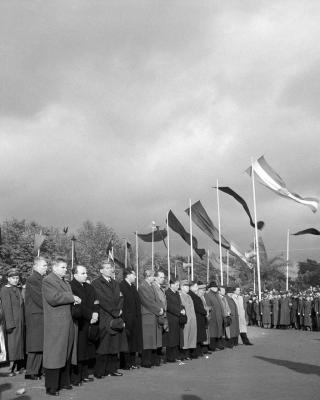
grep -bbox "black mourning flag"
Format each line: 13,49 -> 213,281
167,210 -> 206,259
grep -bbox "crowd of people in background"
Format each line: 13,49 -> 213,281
243,289 -> 320,331
0,256 -> 253,396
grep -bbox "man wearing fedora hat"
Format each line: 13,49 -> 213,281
205,281 -> 225,351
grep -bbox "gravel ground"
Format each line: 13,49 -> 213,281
1,327 -> 319,400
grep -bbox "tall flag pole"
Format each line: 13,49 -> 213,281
167,212 -> 170,280
286,229 -> 290,291
189,199 -> 194,280
251,158 -> 262,301
71,236 -> 75,271
216,180 -> 223,286
226,250 -> 229,285
151,221 -> 156,272
135,231 -> 139,289
124,239 -> 128,269
253,236 -> 256,293
37,230 -> 42,257
206,250 -> 210,285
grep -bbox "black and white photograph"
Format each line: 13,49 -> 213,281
0,1 -> 320,399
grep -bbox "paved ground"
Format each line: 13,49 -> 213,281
1,327 -> 319,400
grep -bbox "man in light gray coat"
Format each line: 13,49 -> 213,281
42,256 -> 81,396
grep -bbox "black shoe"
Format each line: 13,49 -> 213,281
46,389 -> 59,396
61,385 -> 73,390
72,382 -> 82,386
107,372 -> 123,377
82,377 -> 94,382
25,374 -> 41,380
141,364 -> 152,368
94,374 -> 104,379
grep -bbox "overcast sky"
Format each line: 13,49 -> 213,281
1,0 -> 320,264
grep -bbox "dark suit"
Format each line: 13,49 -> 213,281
92,276 -> 128,376
119,279 -> 143,369
165,288 -> 183,361
25,270 -> 44,375
70,279 -> 98,383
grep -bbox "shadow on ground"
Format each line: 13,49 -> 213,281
0,383 -> 12,397
255,356 -> 320,376
182,396 -> 202,400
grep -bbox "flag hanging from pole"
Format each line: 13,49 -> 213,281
215,186 -> 265,230
167,210 -> 206,260
137,228 -> 167,247
185,201 -> 230,249
292,228 -> 320,236
246,156 -> 319,213
33,233 -> 46,255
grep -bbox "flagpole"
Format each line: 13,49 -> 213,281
251,158 -> 262,301
189,199 -> 194,280
207,250 -> 210,285
216,180 -> 223,286
253,236 -> 256,293
37,229 -> 42,257
167,212 -> 170,280
124,238 -> 128,269
135,231 -> 139,289
286,228 -> 290,291
151,221 -> 155,272
226,250 -> 229,285
71,236 -> 75,270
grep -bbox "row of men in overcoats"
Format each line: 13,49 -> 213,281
0,256 -> 252,396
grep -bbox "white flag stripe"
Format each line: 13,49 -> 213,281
252,159 -> 285,193
230,242 -> 253,269
251,156 -> 319,213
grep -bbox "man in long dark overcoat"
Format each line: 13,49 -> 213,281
42,256 -> 81,396
0,268 -> 25,375
204,281 -> 225,351
119,268 -> 143,369
138,269 -> 164,368
189,281 -> 207,358
25,257 -> 48,380
165,278 -> 185,362
70,265 -> 99,384
92,260 -> 128,378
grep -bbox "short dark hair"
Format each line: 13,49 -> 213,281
154,270 -> 165,277
123,268 -> 135,279
169,277 -> 180,285
72,265 -> 85,276
54,255 -> 67,264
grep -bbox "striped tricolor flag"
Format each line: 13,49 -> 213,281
247,156 -> 319,213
